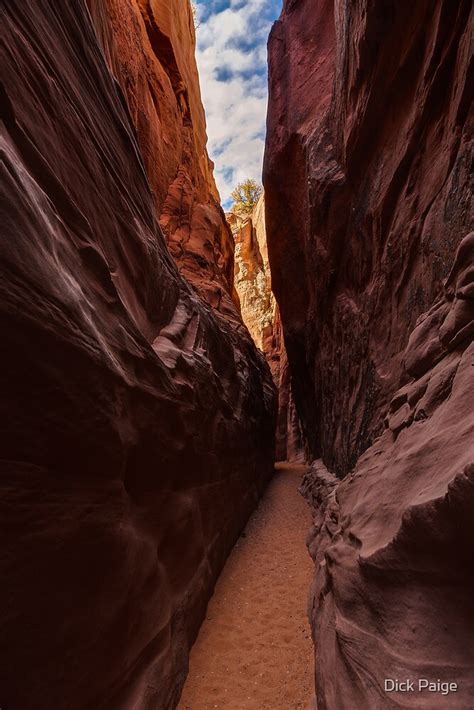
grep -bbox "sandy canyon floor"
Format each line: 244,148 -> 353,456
179,463 -> 315,710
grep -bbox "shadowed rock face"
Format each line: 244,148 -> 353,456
0,2 -> 276,709
269,310 -> 306,464
301,233 -> 474,709
265,1 -> 473,707
264,0 -> 473,476
86,0 -> 239,319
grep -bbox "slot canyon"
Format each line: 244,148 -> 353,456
0,2 -> 472,710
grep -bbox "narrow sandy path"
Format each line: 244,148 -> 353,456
178,463 -> 315,710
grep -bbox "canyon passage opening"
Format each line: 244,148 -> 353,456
1,1 -> 473,710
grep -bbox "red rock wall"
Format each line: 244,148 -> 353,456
301,234 -> 474,708
0,2 -> 276,709
264,0 -> 473,476
86,0 -> 240,319
265,2 -> 473,707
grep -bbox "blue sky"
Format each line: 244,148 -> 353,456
195,0 -> 282,209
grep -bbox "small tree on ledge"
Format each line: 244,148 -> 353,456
230,179 -> 263,219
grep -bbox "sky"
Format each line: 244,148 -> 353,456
194,0 -> 282,209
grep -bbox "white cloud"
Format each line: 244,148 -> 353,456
195,0 -> 280,208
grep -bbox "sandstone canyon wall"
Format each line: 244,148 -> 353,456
86,0 -> 239,319
228,195 -> 275,352
265,1 -> 473,708
301,233 -> 474,708
265,0 -> 473,475
0,2 -> 276,709
229,196 -> 304,462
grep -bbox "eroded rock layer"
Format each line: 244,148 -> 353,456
86,0 -> 239,319
265,0 -> 473,475
228,195 -> 275,351
0,2 -> 276,709
228,196 -> 304,461
301,234 -> 474,708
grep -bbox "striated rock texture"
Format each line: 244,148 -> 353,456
86,0 -> 239,319
265,0 -> 473,476
0,2 -> 275,709
228,196 -> 304,461
301,234 -> 474,709
228,195 -> 275,351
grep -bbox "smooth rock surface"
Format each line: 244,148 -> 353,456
0,2 -> 276,708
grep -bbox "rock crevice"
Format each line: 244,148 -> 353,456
229,195 -> 305,462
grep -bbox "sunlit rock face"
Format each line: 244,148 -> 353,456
0,2 -> 276,709
228,195 -> 275,350
229,196 -> 305,462
301,234 -> 474,709
86,0 -> 240,320
265,0 -> 473,476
